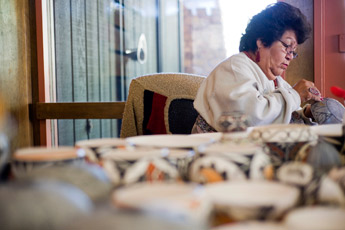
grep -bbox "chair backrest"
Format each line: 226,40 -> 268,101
120,73 -> 205,138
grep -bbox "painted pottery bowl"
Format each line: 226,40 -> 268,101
125,134 -> 215,149
310,124 -> 345,157
101,148 -> 193,186
75,138 -> 127,164
249,124 -> 316,143
19,163 -> 113,202
284,206 -> 345,230
306,137 -> 342,172
112,181 -> 212,225
310,98 -> 345,124
211,221 -> 285,230
11,147 -> 85,178
276,162 -> 314,187
249,124 -> 318,165
189,142 -> 272,183
317,175 -> 345,206
189,132 -> 223,143
204,180 -> 300,221
276,162 -> 345,206
328,167 -> 345,194
65,204 -> 207,230
0,179 -> 93,230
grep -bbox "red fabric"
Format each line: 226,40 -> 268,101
274,79 -> 278,89
146,93 -> 167,134
331,86 -> 345,99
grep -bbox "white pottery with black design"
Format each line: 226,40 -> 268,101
284,206 -> 345,230
317,175 -> 345,206
189,142 -> 272,183
101,148 -> 191,186
310,98 -> 345,124
75,138 -> 127,164
112,182 -> 213,225
204,180 -> 300,221
328,167 -> 345,194
249,124 -> 318,164
276,162 -> 345,206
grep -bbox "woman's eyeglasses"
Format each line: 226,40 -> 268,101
279,40 -> 298,59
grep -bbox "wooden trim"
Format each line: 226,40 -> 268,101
32,102 -> 125,120
314,0 -> 326,95
35,0 -> 50,146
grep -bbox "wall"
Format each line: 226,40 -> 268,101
282,0 -> 314,86
286,0 -> 345,104
321,0 -> 345,101
183,0 -> 226,76
0,0 -> 33,153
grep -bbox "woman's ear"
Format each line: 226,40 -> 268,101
256,39 -> 264,49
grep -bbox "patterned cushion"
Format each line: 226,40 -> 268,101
143,90 -> 198,135
143,90 -> 167,135
168,98 -> 198,134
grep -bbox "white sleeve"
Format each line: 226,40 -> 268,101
193,54 -> 301,130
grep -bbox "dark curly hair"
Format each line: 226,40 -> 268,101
239,2 -> 311,52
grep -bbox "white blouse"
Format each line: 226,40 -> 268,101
193,52 -> 302,130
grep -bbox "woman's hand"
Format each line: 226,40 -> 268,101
293,79 -> 323,103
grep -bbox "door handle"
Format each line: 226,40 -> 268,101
125,33 -> 147,64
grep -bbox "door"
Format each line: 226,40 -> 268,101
51,0 -> 180,146
121,0 -> 158,97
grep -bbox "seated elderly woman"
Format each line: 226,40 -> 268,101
192,2 -> 344,133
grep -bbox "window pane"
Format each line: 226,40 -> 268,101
182,0 -> 276,76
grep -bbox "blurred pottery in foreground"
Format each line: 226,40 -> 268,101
249,124 -> 317,165
102,148 -> 192,186
18,163 -> 113,203
211,221 -> 285,230
112,181 -> 212,225
276,162 -> 345,206
328,167 -> 345,193
64,204 -> 206,230
189,142 -> 272,183
284,206 -> 345,230
11,147 -> 85,178
306,137 -> 342,172
75,138 -> 127,164
0,179 -> 92,230
204,180 -> 300,221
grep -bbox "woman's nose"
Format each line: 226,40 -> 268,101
285,52 -> 293,61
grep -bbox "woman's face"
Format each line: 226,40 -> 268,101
257,30 -> 298,81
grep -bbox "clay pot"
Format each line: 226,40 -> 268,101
0,179 -> 93,230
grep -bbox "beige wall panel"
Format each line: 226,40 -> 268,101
0,0 -> 33,154
282,0 -> 314,86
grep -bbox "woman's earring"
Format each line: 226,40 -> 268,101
255,51 -> 260,62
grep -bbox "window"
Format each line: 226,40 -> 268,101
38,0 -> 182,145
